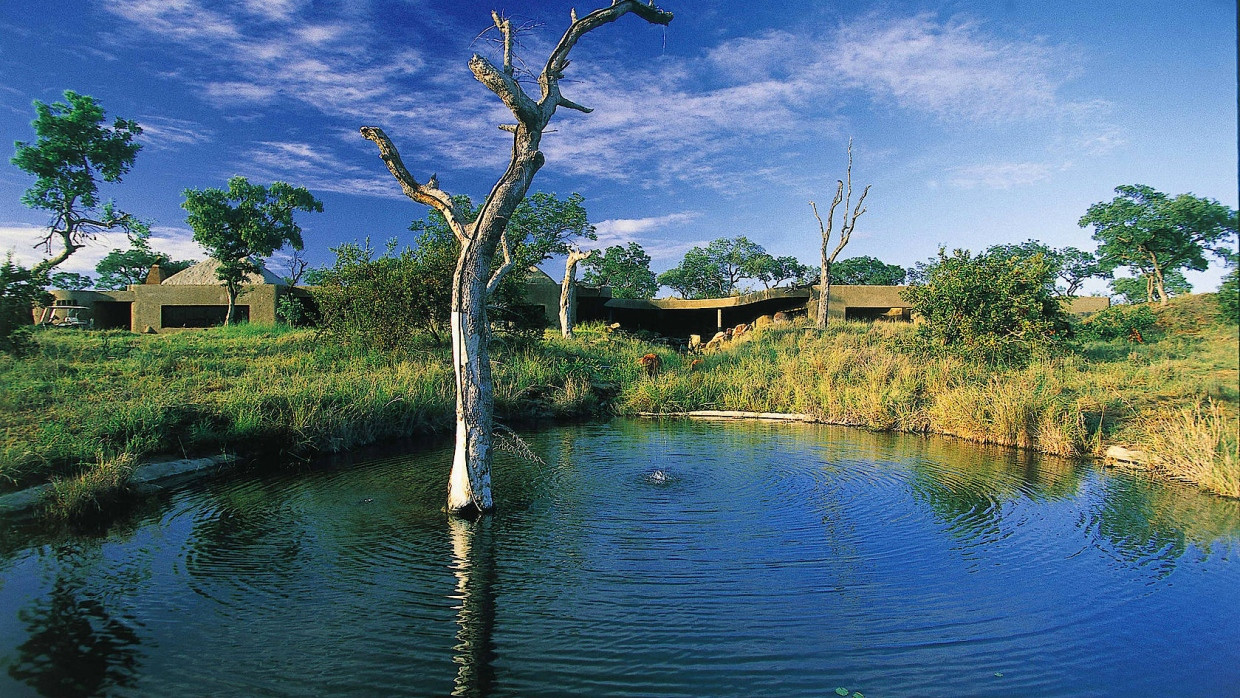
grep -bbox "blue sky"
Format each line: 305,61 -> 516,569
1,0 -> 1235,295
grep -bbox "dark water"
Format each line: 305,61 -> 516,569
1,419 -> 1239,697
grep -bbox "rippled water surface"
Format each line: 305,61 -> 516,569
2,419 -> 1239,696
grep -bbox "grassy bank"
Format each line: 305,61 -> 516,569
2,295 -> 1236,517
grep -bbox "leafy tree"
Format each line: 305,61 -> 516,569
828,255 -> 906,285
1056,246 -> 1109,296
1080,184 -> 1237,305
183,176 -> 323,325
658,246 -> 729,299
1,254 -> 51,355
11,91 -> 146,276
48,272 -> 93,290
748,253 -> 813,289
1078,304 -> 1158,342
705,236 -> 766,294
95,233 -> 194,289
902,247 -> 1070,361
658,235 -> 770,298
1217,249 -> 1239,322
1109,269 -> 1191,304
581,242 -> 658,299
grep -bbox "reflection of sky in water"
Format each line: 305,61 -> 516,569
0,419 -> 1237,697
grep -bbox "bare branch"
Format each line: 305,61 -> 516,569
539,0 -> 672,114
558,96 -> 593,113
498,124 -> 518,133
360,126 -> 469,241
491,10 -> 515,76
486,228 -> 517,295
470,54 -> 539,125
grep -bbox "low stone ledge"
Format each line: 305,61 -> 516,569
0,453 -> 236,517
638,410 -> 818,422
1104,445 -> 1150,465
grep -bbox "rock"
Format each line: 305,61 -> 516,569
1105,445 -> 1149,464
754,314 -> 773,330
733,323 -> 748,337
143,325 -> 157,334
688,334 -> 702,351
772,311 -> 790,324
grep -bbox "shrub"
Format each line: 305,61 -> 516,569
1078,304 -> 1158,342
1218,267 -> 1239,323
1,254 -> 51,356
902,247 -> 1070,362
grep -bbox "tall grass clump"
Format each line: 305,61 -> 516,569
1142,401 -> 1239,498
42,451 -> 137,520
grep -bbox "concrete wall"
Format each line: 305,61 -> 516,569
129,284 -> 281,331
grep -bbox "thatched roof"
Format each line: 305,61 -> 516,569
161,258 -> 284,286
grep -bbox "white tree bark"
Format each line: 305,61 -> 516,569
363,1 -> 672,516
811,138 -> 870,329
560,247 -> 592,338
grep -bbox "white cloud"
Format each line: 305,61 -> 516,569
0,224 -> 203,277
137,116 -> 215,150
592,212 -> 702,261
101,3 -> 1115,192
240,141 -> 410,199
941,161 -> 1057,190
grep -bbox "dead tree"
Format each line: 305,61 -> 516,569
559,247 -> 593,338
362,1 -> 673,517
811,138 -> 870,328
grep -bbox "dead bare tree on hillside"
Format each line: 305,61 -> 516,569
811,138 -> 871,328
362,1 -> 673,517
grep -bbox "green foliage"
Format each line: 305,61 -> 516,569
1218,267 -> 1239,323
314,238 -> 453,349
183,176 -> 323,323
1077,304 -> 1158,341
1080,184 -> 1237,304
1057,246 -> 1110,295
902,247 -> 1071,361
659,236 -> 773,298
1110,269 -> 1192,304
276,294 -> 314,327
582,242 -> 658,299
11,91 -> 146,274
48,272 -> 93,290
829,255 -> 907,285
95,232 -> 194,289
1,253 -> 51,356
659,246 -> 729,299
748,253 -> 813,288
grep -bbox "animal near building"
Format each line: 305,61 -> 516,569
41,260 -> 1109,337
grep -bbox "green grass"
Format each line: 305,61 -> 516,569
2,294 -> 1236,513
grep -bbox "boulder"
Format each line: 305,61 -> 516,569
688,334 -> 702,351
753,314 -> 773,330
772,311 -> 790,324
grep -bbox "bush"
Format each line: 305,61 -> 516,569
1217,267 -> 1239,323
1077,304 -> 1158,342
1,254 -> 51,356
313,238 -> 453,350
902,247 -> 1070,362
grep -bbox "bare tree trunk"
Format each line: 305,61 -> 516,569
811,139 -> 869,329
560,248 -> 592,338
1149,252 -> 1169,305
363,1 -> 672,517
225,283 -> 238,326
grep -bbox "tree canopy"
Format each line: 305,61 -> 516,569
11,91 -> 146,275
1080,184 -> 1237,305
183,176 -> 323,324
748,253 -> 814,289
828,255 -> 906,285
582,242 -> 658,299
658,236 -> 781,298
902,247 -> 1070,361
95,233 -> 195,289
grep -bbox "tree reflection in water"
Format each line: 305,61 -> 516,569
449,516 -> 498,698
6,544 -> 143,696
